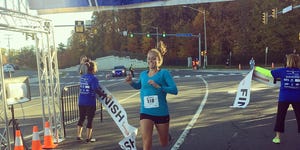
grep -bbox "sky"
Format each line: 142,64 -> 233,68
41,11 -> 93,45
0,11 -> 93,50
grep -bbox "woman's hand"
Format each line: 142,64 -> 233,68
107,95 -> 112,100
80,56 -> 87,64
125,74 -> 133,84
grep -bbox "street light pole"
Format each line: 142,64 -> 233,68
203,10 -> 207,68
155,26 -> 158,48
183,5 -> 207,68
198,33 -> 201,68
5,34 -> 11,63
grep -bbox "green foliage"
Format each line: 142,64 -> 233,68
16,46 -> 37,69
62,0 -> 299,68
57,42 -> 67,52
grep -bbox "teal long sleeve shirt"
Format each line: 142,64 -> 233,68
130,69 -> 178,116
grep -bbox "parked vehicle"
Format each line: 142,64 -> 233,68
8,63 -> 19,70
3,64 -> 15,73
112,65 -> 127,77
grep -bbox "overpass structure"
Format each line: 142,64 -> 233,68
0,0 -> 232,149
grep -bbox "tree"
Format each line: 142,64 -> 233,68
61,0 -> 300,68
57,42 -> 67,52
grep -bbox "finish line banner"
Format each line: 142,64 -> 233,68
231,69 -> 253,108
232,66 -> 280,108
98,84 -> 138,150
253,66 -> 280,87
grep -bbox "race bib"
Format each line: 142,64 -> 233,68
144,95 -> 159,108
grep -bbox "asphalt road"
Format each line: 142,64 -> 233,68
3,69 -> 300,150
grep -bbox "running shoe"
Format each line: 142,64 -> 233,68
76,137 -> 83,141
272,137 -> 280,144
86,138 -> 96,143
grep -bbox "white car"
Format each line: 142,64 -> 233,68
3,64 -> 15,73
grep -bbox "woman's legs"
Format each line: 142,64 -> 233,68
274,102 -> 290,133
86,106 -> 96,141
77,126 -> 83,139
273,101 -> 290,143
291,102 -> 300,133
155,123 -> 170,147
77,106 -> 86,138
86,128 -> 93,140
140,119 -> 154,150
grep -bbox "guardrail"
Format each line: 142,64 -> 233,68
60,84 -> 103,137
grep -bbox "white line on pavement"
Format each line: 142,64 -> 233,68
171,76 -> 209,150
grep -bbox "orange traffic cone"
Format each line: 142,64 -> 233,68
14,130 -> 24,150
42,121 -> 58,149
31,126 -> 42,150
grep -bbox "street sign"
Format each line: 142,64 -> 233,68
282,5 -> 292,14
176,33 -> 193,37
122,31 -> 128,36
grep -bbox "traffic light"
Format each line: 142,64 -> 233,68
262,12 -> 268,24
162,32 -> 166,37
129,32 -> 134,38
271,8 -> 278,19
146,32 -> 151,38
201,51 -> 204,56
75,20 -> 84,33
204,50 -> 207,55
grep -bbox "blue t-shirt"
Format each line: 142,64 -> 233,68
130,69 -> 178,116
78,73 -> 100,106
271,67 -> 300,102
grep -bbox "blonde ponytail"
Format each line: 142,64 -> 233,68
158,40 -> 167,56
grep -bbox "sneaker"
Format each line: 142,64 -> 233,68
86,138 -> 96,143
90,138 -> 96,142
272,137 -> 280,144
76,137 -> 83,141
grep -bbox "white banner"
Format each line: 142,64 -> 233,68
98,84 -> 138,150
119,132 -> 137,150
231,69 -> 254,108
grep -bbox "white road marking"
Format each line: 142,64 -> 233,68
171,76 -> 209,150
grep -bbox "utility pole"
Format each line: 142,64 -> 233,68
5,34 -> 11,62
183,6 -> 208,68
198,33 -> 201,68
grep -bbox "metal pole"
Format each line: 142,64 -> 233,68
229,51 -> 232,67
156,27 -> 159,48
265,47 -> 268,67
183,6 -> 208,68
198,33 -> 201,68
5,34 -> 11,62
203,10 -> 207,68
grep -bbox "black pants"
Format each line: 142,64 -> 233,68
77,105 -> 96,128
274,101 -> 300,133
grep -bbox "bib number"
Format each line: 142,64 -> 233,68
144,95 -> 159,108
